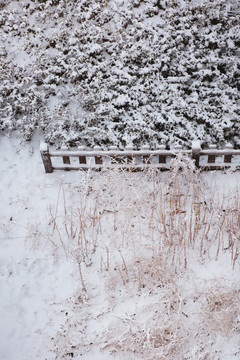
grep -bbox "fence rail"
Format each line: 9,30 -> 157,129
40,141 -> 240,173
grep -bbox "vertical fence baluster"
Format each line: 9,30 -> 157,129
126,145 -> 134,164
78,146 -> 86,164
224,143 -> 233,163
142,145 -> 151,164
158,144 -> 166,164
208,144 -> 217,164
174,145 -> 182,163
40,142 -> 53,173
192,141 -> 201,168
109,146 -> 119,164
61,145 -> 70,164
94,146 -> 102,165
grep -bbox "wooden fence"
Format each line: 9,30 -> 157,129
40,141 -> 240,173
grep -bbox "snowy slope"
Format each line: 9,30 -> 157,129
1,134 -> 240,359
1,2 -> 240,357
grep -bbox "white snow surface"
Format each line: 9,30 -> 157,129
0,134 -> 80,359
0,134 -> 240,359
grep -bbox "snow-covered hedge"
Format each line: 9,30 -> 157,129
0,0 -> 239,148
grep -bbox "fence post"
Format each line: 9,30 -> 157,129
191,141 -> 201,168
40,142 -> 53,173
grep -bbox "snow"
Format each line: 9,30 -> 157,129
0,1 -> 240,357
0,134 -> 80,359
40,141 -> 48,151
1,134 -> 240,359
191,140 -> 201,151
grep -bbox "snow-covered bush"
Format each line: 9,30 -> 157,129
0,0 -> 239,147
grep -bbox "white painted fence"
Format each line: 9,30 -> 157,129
40,141 -> 240,173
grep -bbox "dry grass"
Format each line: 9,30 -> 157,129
203,283 -> 240,335
48,155 -> 240,359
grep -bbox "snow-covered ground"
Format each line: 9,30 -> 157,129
0,134 -> 81,359
1,134 -> 240,359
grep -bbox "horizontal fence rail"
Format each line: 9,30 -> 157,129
40,141 -> 240,173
